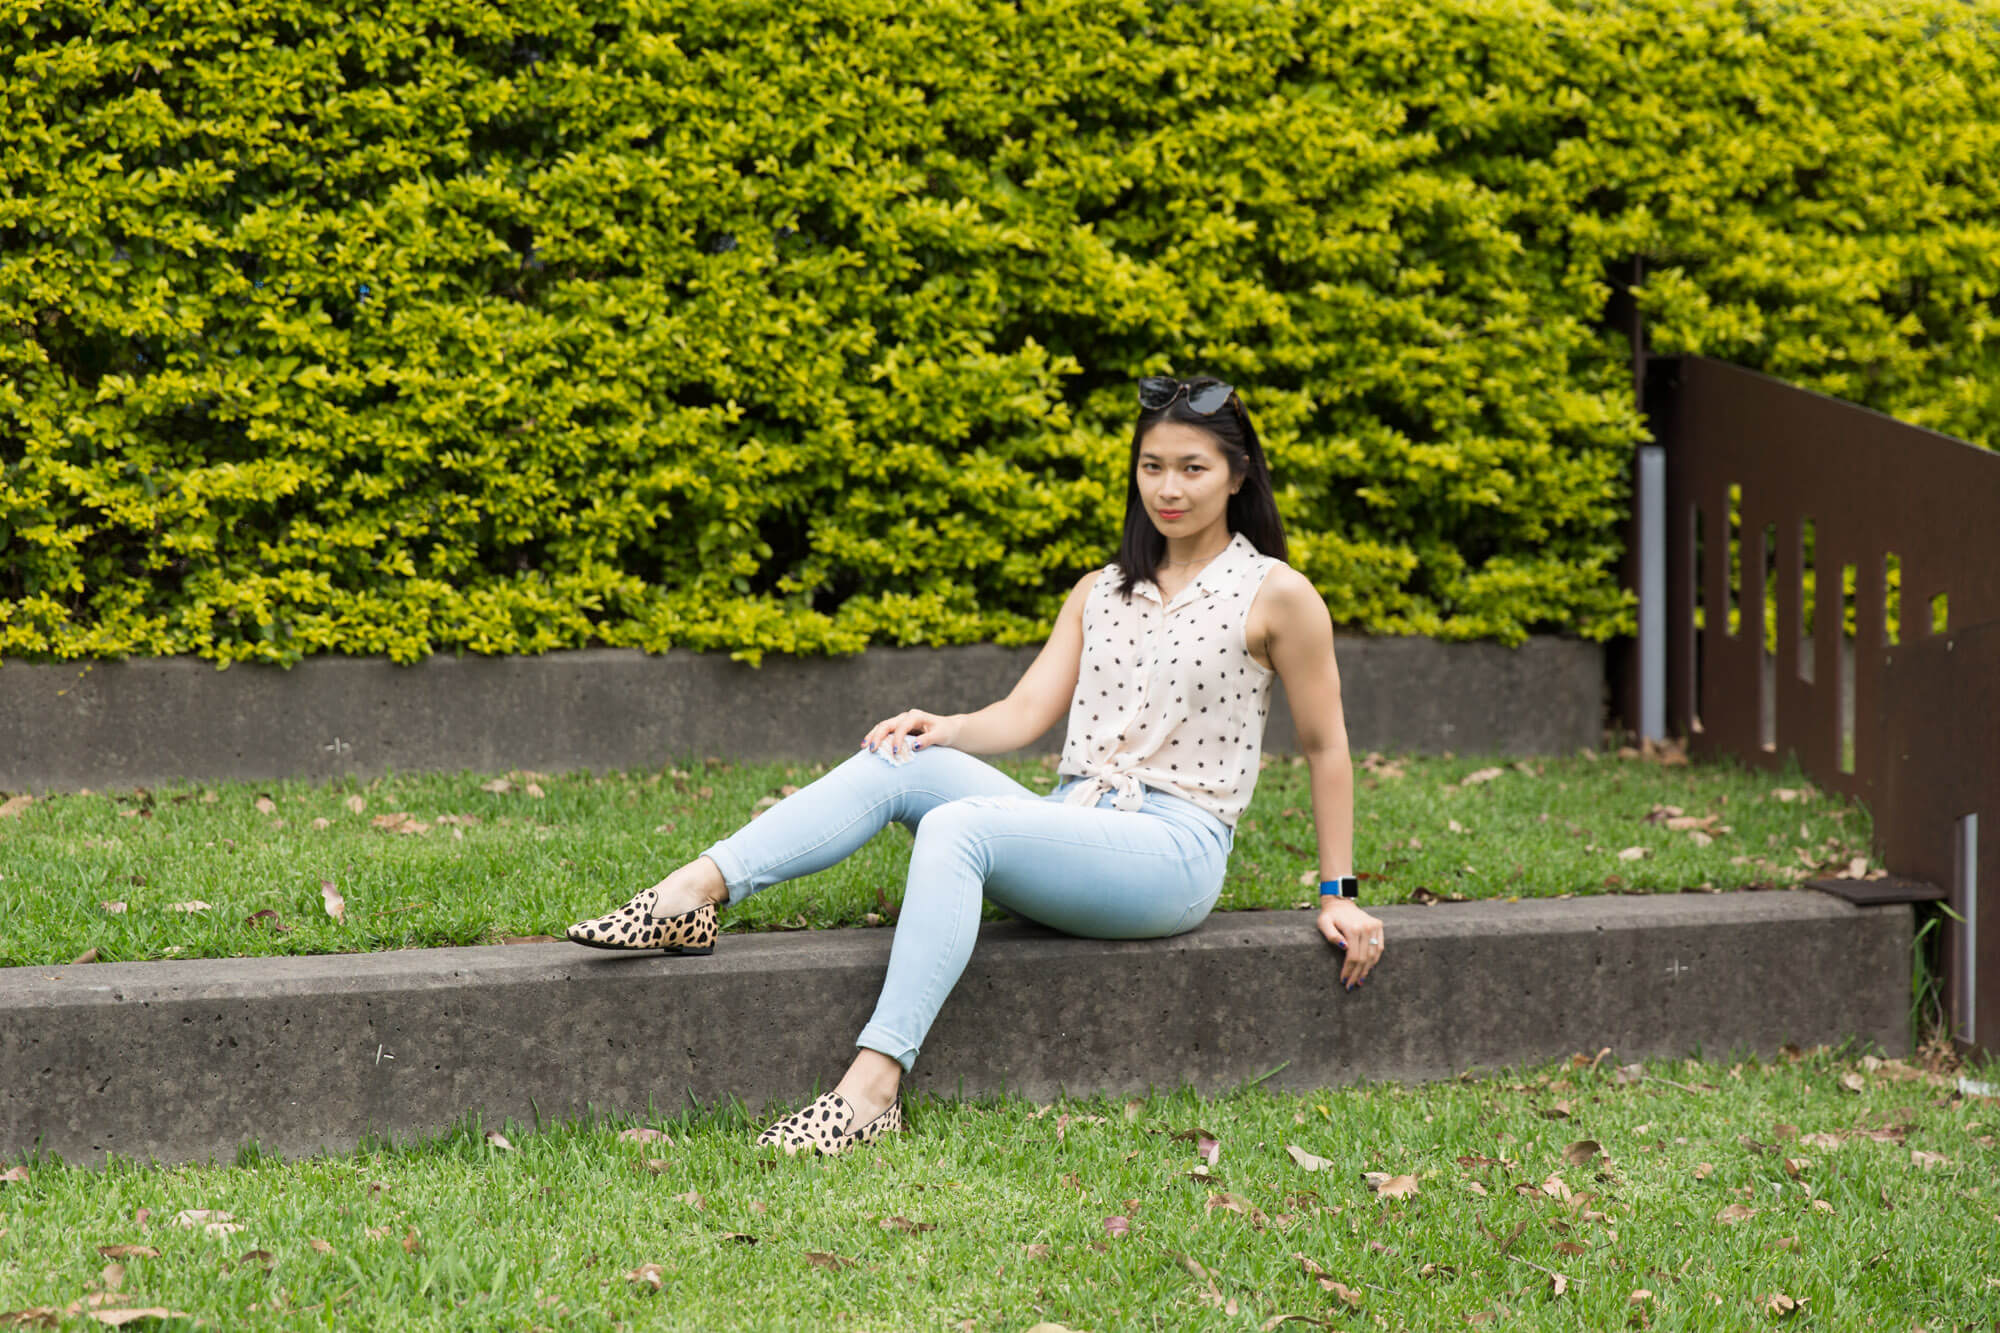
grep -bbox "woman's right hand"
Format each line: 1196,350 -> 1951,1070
864,709 -> 961,760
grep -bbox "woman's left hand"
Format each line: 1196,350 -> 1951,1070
1316,897 -> 1384,990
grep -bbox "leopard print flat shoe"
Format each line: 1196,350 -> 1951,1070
565,888 -> 720,955
755,1091 -> 904,1156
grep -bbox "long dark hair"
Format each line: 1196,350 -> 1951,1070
1113,378 -> 1288,597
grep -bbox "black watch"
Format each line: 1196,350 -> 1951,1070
1318,875 -> 1360,900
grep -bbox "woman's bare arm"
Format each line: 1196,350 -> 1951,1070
1262,566 -> 1354,878
1260,566 -> 1383,987
947,570 -> 1098,755
863,570 -> 1099,758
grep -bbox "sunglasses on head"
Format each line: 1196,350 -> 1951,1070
1137,376 -> 1237,416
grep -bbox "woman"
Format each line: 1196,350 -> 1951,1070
566,375 -> 1386,1155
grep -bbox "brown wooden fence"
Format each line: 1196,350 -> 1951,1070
1652,355 -> 1999,1057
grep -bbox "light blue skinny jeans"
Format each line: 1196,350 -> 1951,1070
699,744 -> 1233,1073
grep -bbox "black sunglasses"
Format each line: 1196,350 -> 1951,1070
1137,376 -> 1236,416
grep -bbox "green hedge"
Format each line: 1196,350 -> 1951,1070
2,0 -> 1994,665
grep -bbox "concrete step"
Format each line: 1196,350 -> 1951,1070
1,890 -> 1908,1165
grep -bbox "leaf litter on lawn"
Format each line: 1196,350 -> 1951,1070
6,1043 -> 1993,1329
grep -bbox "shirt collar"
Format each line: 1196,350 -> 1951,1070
1135,531 -> 1257,609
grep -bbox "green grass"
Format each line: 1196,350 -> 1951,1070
1,1049 -> 1995,1330
0,749 -> 1875,968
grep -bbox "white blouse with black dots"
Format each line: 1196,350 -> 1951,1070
1058,530 -> 1283,828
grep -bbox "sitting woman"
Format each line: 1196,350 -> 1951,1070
566,375 -> 1385,1155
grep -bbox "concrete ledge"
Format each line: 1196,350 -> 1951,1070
3,890 -> 1904,1165
0,636 -> 1602,790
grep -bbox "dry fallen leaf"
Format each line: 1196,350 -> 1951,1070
95,1247 -> 158,1261
484,1131 -> 514,1151
370,812 -> 429,836
674,1191 -> 704,1210
625,1263 -> 665,1291
165,901 -> 209,913
254,797 -> 276,815
1462,767 -> 1505,785
1325,1278 -> 1364,1308
1616,846 -> 1648,861
805,1252 -> 857,1272
1693,1162 -> 1714,1180
171,1210 -> 231,1228
320,880 -> 345,924
1286,1144 -> 1334,1172
1563,1140 -> 1602,1166
309,1238 -> 333,1254
480,779 -> 511,795
402,1226 -> 422,1254
525,783 -> 546,799
344,794 -> 366,815
85,1309 -> 193,1327
1839,1071 -> 1867,1094
1714,1203 -> 1759,1224
69,948 -> 99,966
1101,1216 -> 1131,1238
880,1216 -> 937,1234
1367,1173 -> 1420,1199
0,795 -> 33,819
1799,1132 -> 1844,1150
99,901 -> 126,915
1764,1292 -> 1804,1317
1909,1149 -> 1952,1169
1171,1128 -> 1222,1167
619,1127 -> 671,1145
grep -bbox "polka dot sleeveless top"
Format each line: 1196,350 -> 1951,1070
1059,531 -> 1283,828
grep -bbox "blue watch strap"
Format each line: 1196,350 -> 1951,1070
1319,876 -> 1360,899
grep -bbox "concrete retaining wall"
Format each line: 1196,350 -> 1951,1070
0,636 -> 1602,790
2,889 -> 1905,1165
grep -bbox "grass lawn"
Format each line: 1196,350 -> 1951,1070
0,747 -> 1878,968
1,1048 -> 1995,1330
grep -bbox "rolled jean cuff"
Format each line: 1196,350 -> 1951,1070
854,1022 -> 920,1074
699,841 -> 755,908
